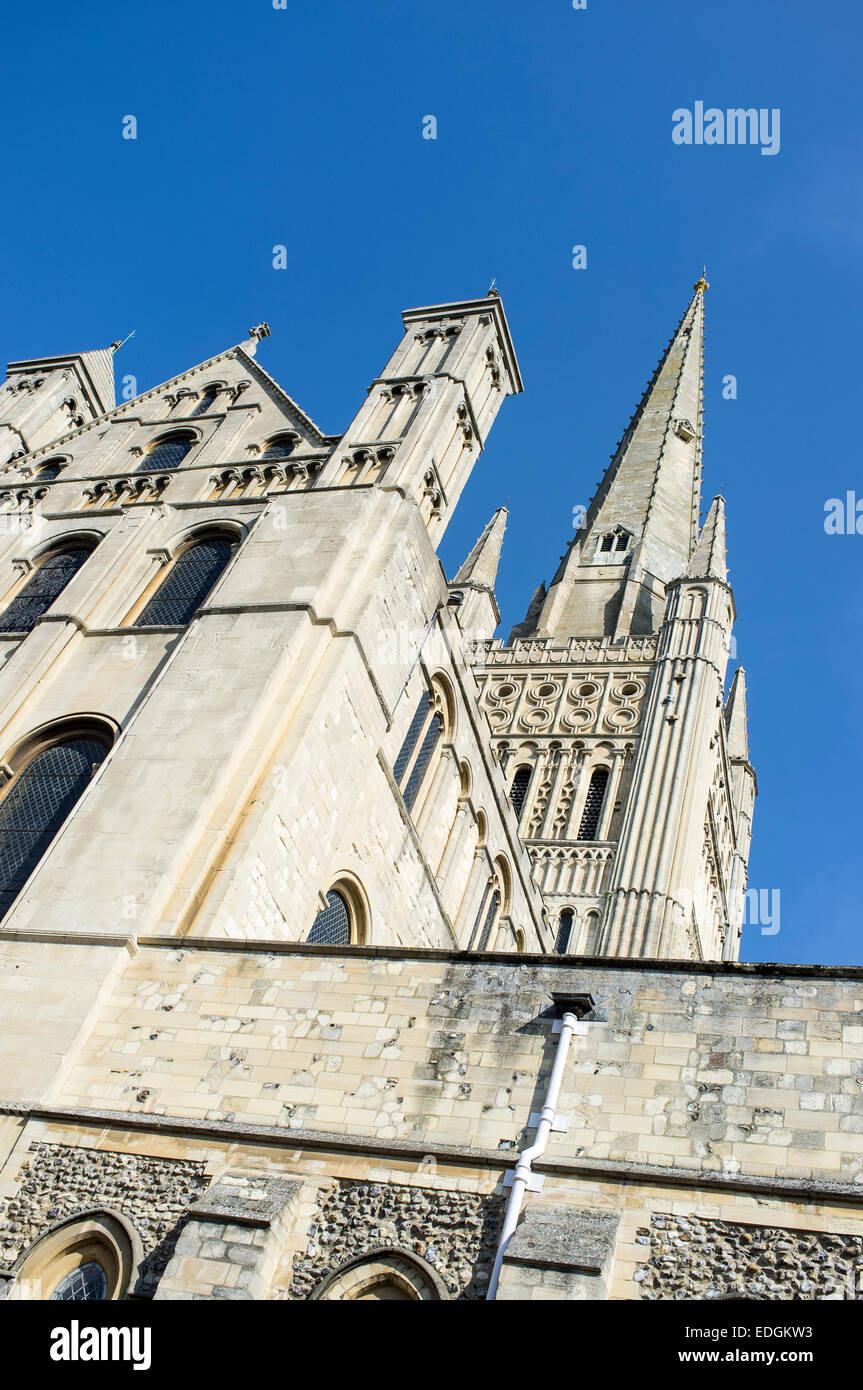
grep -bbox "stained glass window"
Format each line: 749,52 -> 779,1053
51,1261 -> 108,1301
307,889 -> 351,945
402,714 -> 442,812
577,767 -> 609,841
0,736 -> 107,920
136,538 -> 236,627
393,692 -> 431,785
135,434 -> 194,473
0,547 -> 92,634
509,766 -> 531,817
555,908 -> 574,955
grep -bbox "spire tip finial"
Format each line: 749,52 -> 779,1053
694,267 -> 709,294
110,330 -> 136,355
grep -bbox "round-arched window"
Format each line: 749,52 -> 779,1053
135,534 -> 238,627
0,544 -> 96,635
0,732 -> 111,920
262,435 -> 296,460
307,889 -> 352,945
36,457 -> 67,481
11,1210 -> 141,1302
136,433 -> 195,473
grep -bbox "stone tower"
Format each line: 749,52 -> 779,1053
473,278 -> 756,962
5,287 -> 862,1315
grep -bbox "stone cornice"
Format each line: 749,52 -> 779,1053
2,1100 -> 862,1209
0,928 -> 852,980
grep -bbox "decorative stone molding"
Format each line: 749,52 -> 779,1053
290,1179 -> 503,1301
341,444 -> 396,482
0,486 -> 47,510
82,475 -> 171,508
478,668 -> 647,739
421,462 -> 445,520
471,635 -> 659,667
636,1214 -> 863,1300
208,459 -> 322,497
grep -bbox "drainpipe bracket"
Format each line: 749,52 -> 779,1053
529,1111 -> 570,1133
503,1170 -> 544,1193
551,1018 -> 590,1036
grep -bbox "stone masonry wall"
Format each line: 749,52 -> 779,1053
55,946 -> 863,1188
289,1178 -> 502,1300
0,1142 -> 209,1297
637,1213 -> 863,1300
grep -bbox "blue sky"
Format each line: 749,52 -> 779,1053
2,0 -> 861,965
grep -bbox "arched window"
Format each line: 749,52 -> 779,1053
135,433 -> 195,473
310,1250 -> 446,1301
509,765 -> 532,818
12,1210 -> 140,1302
555,908 -> 574,954
51,1261 -> 108,1301
0,544 -> 95,634
262,434 -> 296,461
190,387 -> 220,417
615,531 -> 629,551
393,692 -> 431,784
600,533 -> 614,552
476,887 -> 501,950
307,889 -> 352,945
0,732 -> 111,919
577,767 -> 609,841
35,457 -> 66,481
402,713 -> 442,811
135,535 -> 238,627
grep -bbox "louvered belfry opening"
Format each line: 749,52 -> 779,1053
577,767 -> 609,841
307,889 -> 352,945
136,537 -> 236,627
509,765 -> 531,818
190,390 -> 219,417
0,735 -> 107,919
555,908 -> 574,954
0,546 -> 92,634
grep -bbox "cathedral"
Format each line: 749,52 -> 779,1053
0,280 -> 860,1303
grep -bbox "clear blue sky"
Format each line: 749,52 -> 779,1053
2,1 -> 861,965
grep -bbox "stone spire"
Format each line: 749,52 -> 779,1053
449,506 -> 508,639
453,506 -> 507,590
516,278 -> 708,639
686,494 -> 727,581
724,666 -> 749,759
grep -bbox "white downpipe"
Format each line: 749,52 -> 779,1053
486,1011 -> 589,1300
